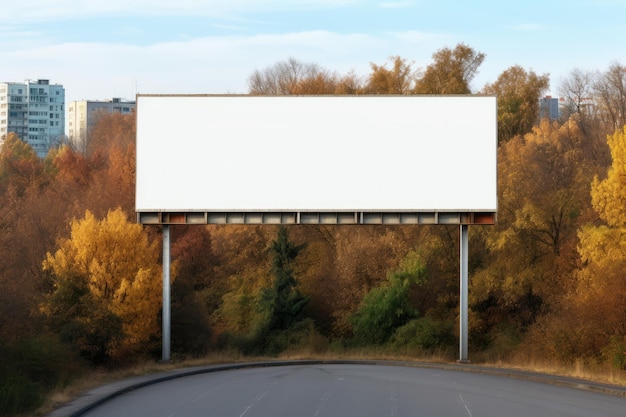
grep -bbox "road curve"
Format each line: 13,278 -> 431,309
64,363 -> 625,417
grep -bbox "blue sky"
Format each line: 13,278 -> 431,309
1,0 -> 624,103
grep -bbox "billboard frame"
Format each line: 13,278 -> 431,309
135,94 -> 497,226
135,94 -> 497,364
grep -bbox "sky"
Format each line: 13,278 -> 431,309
2,0 -> 625,103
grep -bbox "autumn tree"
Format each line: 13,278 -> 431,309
330,226 -> 417,336
365,56 -> 417,94
86,111 -> 135,156
248,57 -> 329,95
290,71 -> 344,95
0,142 -> 79,346
169,226 -> 215,355
572,126 -> 626,365
212,226 -> 274,335
0,133 -> 45,195
42,208 -> 163,361
470,119 -> 605,353
524,126 -> 626,366
43,270 -> 123,364
334,70 -> 365,95
482,65 -> 549,143
413,43 -> 485,94
0,109 -> 141,411
593,62 -> 626,132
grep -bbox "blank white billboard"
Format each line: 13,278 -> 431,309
136,95 -> 496,220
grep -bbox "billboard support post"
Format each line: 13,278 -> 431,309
459,224 -> 469,363
162,225 -> 171,362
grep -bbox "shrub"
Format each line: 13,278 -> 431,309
0,335 -> 81,416
389,317 -> 455,353
351,251 -> 428,345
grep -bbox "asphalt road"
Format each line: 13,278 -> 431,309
77,363 -> 626,417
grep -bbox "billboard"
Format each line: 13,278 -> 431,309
136,95 -> 497,225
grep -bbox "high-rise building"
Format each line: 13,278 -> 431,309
67,98 -> 135,152
539,95 -> 560,120
0,79 -> 65,158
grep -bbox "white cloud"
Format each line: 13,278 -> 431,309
3,30 -> 423,102
5,24 -> 467,99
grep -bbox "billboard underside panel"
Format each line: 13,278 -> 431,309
137,211 -> 496,225
135,95 -> 497,225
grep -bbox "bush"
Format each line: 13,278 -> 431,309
271,319 -> 329,356
0,335 -> 81,416
351,252 -> 428,345
0,370 -> 41,415
602,335 -> 626,370
389,317 -> 455,353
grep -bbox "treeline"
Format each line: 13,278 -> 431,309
1,43 -> 626,415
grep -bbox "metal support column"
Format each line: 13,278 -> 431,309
162,225 -> 171,362
459,224 -> 469,363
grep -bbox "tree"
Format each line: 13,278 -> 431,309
248,57 -> 329,95
86,112 -> 136,156
212,225 -> 274,335
530,126 -> 626,366
291,72 -> 341,95
470,119 -> 605,351
42,208 -> 163,359
351,250 -> 428,345
334,70 -> 365,95
330,226 -> 417,336
169,226 -> 215,355
365,56 -> 417,94
43,271 -> 123,364
0,133 -> 45,195
589,126 -> 626,228
558,68 -> 598,133
84,113 -> 137,217
413,43 -> 485,94
593,62 -> 626,132
482,65 -> 549,143
258,226 -> 309,334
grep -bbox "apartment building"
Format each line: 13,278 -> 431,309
0,79 -> 65,158
539,95 -> 560,120
67,98 -> 135,152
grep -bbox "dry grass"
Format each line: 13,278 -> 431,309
33,352 -> 252,417
488,357 -> 626,386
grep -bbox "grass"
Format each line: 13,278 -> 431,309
33,350 -> 626,417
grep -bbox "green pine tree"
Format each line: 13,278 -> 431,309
260,226 -> 309,333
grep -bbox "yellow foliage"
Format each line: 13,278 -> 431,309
43,208 -> 163,348
570,126 -> 626,355
591,126 -> 626,228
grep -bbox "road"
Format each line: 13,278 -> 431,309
79,363 -> 626,417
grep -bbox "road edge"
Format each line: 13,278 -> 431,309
46,359 -> 626,417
